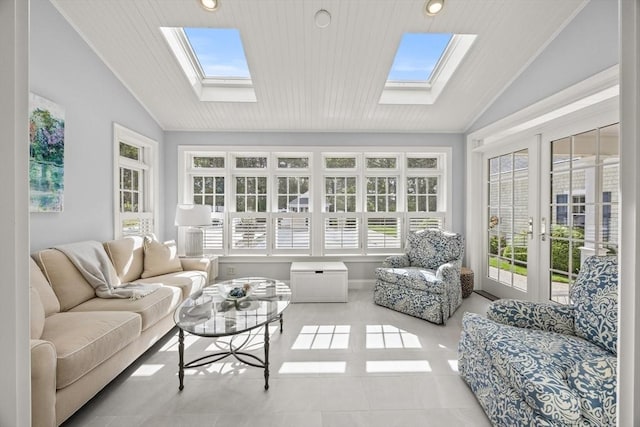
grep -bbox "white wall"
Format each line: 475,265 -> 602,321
0,0 -> 30,424
29,0 -> 164,251
469,0 -> 619,133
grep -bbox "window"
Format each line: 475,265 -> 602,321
186,153 -> 225,250
113,124 -> 158,238
379,33 -> 477,105
177,147 -> 451,256
387,33 -> 452,82
364,156 -> 401,250
183,28 -> 250,79
556,194 -> 568,225
549,123 -> 619,303
160,27 -> 256,102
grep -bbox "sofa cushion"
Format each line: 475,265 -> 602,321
135,270 -> 208,300
472,315 -> 612,424
69,286 -> 181,331
103,235 -> 144,283
30,288 -> 45,339
566,356 -> 617,426
406,229 -> 463,270
30,257 -> 60,316
41,311 -> 141,389
570,256 -> 618,355
141,238 -> 183,279
375,267 -> 444,293
33,249 -> 96,311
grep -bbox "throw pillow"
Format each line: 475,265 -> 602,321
141,237 -> 183,278
30,287 -> 45,340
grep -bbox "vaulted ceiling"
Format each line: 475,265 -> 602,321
51,0 -> 586,132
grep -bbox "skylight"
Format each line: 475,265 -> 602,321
380,32 -> 477,105
387,33 -> 452,82
161,26 -> 256,102
183,28 -> 250,79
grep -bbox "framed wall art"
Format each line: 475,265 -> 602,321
29,93 -> 65,212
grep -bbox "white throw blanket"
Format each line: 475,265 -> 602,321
55,240 -> 160,300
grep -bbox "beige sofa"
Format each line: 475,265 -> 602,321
29,236 -> 211,427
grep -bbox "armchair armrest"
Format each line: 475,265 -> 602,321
179,257 -> 211,273
382,254 -> 410,268
487,299 -> 575,335
31,339 -> 56,427
436,259 -> 462,283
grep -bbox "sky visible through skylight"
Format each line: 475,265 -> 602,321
183,28 -> 250,79
388,33 -> 453,82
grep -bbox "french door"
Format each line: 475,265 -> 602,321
541,123 -> 620,303
482,138 -> 540,300
480,124 -> 619,303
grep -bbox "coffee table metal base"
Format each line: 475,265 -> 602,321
178,314 -> 283,391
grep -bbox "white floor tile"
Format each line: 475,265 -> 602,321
61,289 -> 491,426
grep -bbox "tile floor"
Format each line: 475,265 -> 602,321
62,289 -> 492,427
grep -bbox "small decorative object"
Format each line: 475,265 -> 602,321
218,282 -> 255,301
29,93 -> 65,212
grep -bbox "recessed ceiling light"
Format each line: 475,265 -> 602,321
199,0 -> 219,12
424,0 -> 444,16
314,9 -> 331,29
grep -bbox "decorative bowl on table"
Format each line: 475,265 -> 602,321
217,282 -> 256,301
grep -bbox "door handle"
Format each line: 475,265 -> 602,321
540,217 -> 546,241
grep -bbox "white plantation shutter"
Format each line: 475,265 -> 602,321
274,214 -> 311,253
407,214 -> 445,233
230,215 -> 268,252
203,219 -> 224,251
324,215 -> 360,252
366,215 -> 402,250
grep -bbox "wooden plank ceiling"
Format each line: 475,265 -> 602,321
51,0 -> 586,132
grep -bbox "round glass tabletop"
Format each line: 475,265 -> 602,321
174,277 -> 291,337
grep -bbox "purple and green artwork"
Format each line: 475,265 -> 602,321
29,93 -> 65,212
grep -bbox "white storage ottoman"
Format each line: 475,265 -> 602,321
289,261 -> 348,303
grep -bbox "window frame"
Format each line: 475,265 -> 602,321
177,146 -> 452,257
113,123 -> 158,238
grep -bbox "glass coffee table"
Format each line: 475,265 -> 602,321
174,277 -> 291,391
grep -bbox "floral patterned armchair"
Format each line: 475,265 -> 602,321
373,229 -> 464,325
458,256 -> 618,426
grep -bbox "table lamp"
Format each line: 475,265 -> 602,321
175,204 -> 211,256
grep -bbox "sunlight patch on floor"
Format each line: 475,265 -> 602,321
131,364 -> 164,377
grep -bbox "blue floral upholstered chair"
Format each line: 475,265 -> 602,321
458,256 -> 618,426
373,229 -> 464,325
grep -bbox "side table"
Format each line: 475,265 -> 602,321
461,267 -> 474,298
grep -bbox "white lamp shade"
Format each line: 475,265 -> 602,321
175,204 -> 212,227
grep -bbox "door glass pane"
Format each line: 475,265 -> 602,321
486,150 -> 528,291
548,124 -> 619,303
